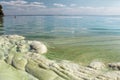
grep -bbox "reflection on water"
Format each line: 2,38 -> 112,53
0,16 -> 3,27
0,16 -> 4,35
0,4 -> 4,27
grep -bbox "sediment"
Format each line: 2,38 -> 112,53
0,35 -> 120,80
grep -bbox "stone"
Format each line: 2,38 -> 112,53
108,62 -> 120,70
26,60 -> 60,80
5,53 -> 14,64
95,71 -> 120,80
16,40 -> 30,53
30,41 -> 47,54
88,61 -> 105,70
12,53 -> 27,70
6,35 -> 25,40
0,48 -> 4,60
0,60 -> 37,80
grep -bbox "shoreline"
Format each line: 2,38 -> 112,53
0,35 -> 120,80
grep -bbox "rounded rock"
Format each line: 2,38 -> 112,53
88,61 -> 105,70
30,41 -> 47,54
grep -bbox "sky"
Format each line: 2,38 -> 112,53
1,0 -> 120,15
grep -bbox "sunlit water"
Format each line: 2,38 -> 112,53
2,15 -> 120,63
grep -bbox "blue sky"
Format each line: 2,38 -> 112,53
1,0 -> 120,15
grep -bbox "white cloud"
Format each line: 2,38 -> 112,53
32,2 -> 44,5
0,0 -> 28,6
43,7 -> 120,15
77,7 -> 120,15
53,3 -> 66,8
0,0 -> 47,15
1,1 -> 120,15
0,0 -> 46,8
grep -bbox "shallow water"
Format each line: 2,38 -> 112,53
2,15 -> 120,64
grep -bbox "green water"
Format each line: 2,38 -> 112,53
3,16 -> 120,64
39,35 -> 120,65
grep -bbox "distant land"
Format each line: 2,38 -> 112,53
4,14 -> 120,17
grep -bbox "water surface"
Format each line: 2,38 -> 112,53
2,15 -> 120,64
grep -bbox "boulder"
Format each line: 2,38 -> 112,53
108,62 -> 120,70
30,41 -> 47,54
88,61 -> 105,70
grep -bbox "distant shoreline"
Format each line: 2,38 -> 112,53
4,15 -> 120,17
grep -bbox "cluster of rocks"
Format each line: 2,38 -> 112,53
0,35 -> 120,80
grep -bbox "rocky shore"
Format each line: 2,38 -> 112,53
0,35 -> 120,80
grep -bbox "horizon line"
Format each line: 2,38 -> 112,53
4,14 -> 120,16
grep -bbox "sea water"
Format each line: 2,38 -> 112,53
2,15 -> 120,63
3,15 -> 120,37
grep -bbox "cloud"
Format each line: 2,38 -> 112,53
0,0 -> 47,15
1,1 -> 120,15
77,7 -> 120,15
0,0 -> 46,8
53,3 -> 66,8
0,0 -> 28,6
43,7 -> 120,15
32,2 -> 44,5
